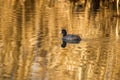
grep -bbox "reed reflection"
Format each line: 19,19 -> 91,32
0,0 -> 120,80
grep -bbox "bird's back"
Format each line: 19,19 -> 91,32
62,34 -> 81,43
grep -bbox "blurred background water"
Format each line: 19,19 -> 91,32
0,0 -> 120,80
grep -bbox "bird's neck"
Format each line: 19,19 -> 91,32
63,34 -> 66,37
63,32 -> 67,36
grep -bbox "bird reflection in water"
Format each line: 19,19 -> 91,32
61,41 -> 67,48
61,29 -> 81,48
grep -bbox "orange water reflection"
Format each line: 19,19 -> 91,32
0,0 -> 120,80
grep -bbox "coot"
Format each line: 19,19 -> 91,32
61,29 -> 81,43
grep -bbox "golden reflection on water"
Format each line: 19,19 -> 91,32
0,0 -> 120,80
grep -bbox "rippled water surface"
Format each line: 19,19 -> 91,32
0,0 -> 120,80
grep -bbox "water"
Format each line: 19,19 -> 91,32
0,0 -> 120,80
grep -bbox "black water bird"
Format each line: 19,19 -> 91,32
61,29 -> 81,43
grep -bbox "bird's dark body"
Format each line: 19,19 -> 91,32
62,34 -> 81,43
